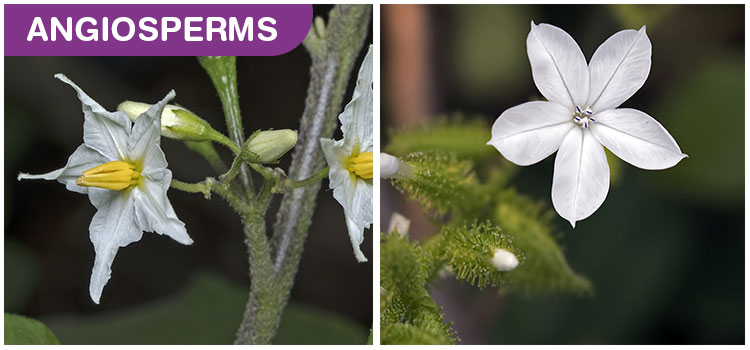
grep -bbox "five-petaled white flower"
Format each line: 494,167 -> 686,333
488,22 -> 686,227
18,74 -> 193,303
320,46 -> 373,262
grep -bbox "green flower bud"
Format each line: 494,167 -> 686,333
244,129 -> 298,163
118,101 -> 218,142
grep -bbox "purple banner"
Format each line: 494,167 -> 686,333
4,4 -> 312,56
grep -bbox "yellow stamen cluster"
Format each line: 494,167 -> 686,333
76,160 -> 141,191
347,152 -> 373,179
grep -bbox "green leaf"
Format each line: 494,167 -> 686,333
44,272 -> 365,344
382,323 -> 452,345
380,233 -> 429,313
494,189 -> 592,296
386,117 -> 495,162
274,303 -> 368,345
5,313 -> 60,345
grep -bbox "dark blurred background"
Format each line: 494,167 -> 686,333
5,5 -> 372,345
382,4 -> 744,345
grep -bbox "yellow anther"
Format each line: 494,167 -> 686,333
76,160 -> 141,191
347,152 -> 373,179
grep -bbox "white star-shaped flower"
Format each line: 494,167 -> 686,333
320,46 -> 373,262
18,74 -> 192,303
488,22 -> 686,227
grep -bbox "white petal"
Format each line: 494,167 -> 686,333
322,137 -> 372,263
587,26 -> 652,111
330,167 -> 371,263
339,46 -> 373,152
590,108 -> 686,170
328,166 -> 373,240
488,101 -> 575,166
88,190 -> 141,304
552,128 -> 610,227
346,216 -> 368,263
127,90 -> 176,162
132,175 -> 193,245
18,144 -> 107,195
320,136 -> 346,167
55,74 -> 132,161
527,22 -> 589,108
341,179 -> 372,263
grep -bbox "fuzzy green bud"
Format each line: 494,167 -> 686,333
243,129 -> 298,163
118,101 -> 219,142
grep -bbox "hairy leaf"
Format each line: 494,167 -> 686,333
386,116 -> 495,162
494,189 -> 592,295
380,233 -> 457,344
391,151 -> 487,217
441,222 -> 523,289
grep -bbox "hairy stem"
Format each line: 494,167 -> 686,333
283,167 -> 329,189
270,4 -> 371,272
232,4 -> 372,345
234,208 -> 276,344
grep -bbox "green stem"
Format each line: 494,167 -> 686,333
248,163 -> 283,200
199,56 -> 254,198
234,210 -> 276,344
170,179 -> 210,197
211,130 -> 242,155
170,177 -> 251,215
283,167 -> 329,189
220,156 -> 245,184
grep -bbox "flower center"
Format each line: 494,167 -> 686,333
76,160 -> 141,191
573,105 -> 596,129
347,152 -> 373,179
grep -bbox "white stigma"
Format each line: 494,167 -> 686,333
492,248 -> 519,272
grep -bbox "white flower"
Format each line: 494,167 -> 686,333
18,74 -> 192,303
320,45 -> 373,262
488,22 -> 686,227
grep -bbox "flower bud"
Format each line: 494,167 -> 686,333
118,101 -> 217,142
387,212 -> 410,237
491,248 -> 519,272
380,152 -> 414,179
244,129 -> 298,163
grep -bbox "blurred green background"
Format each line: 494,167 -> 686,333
5,5 -> 372,344
381,4 -> 743,344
